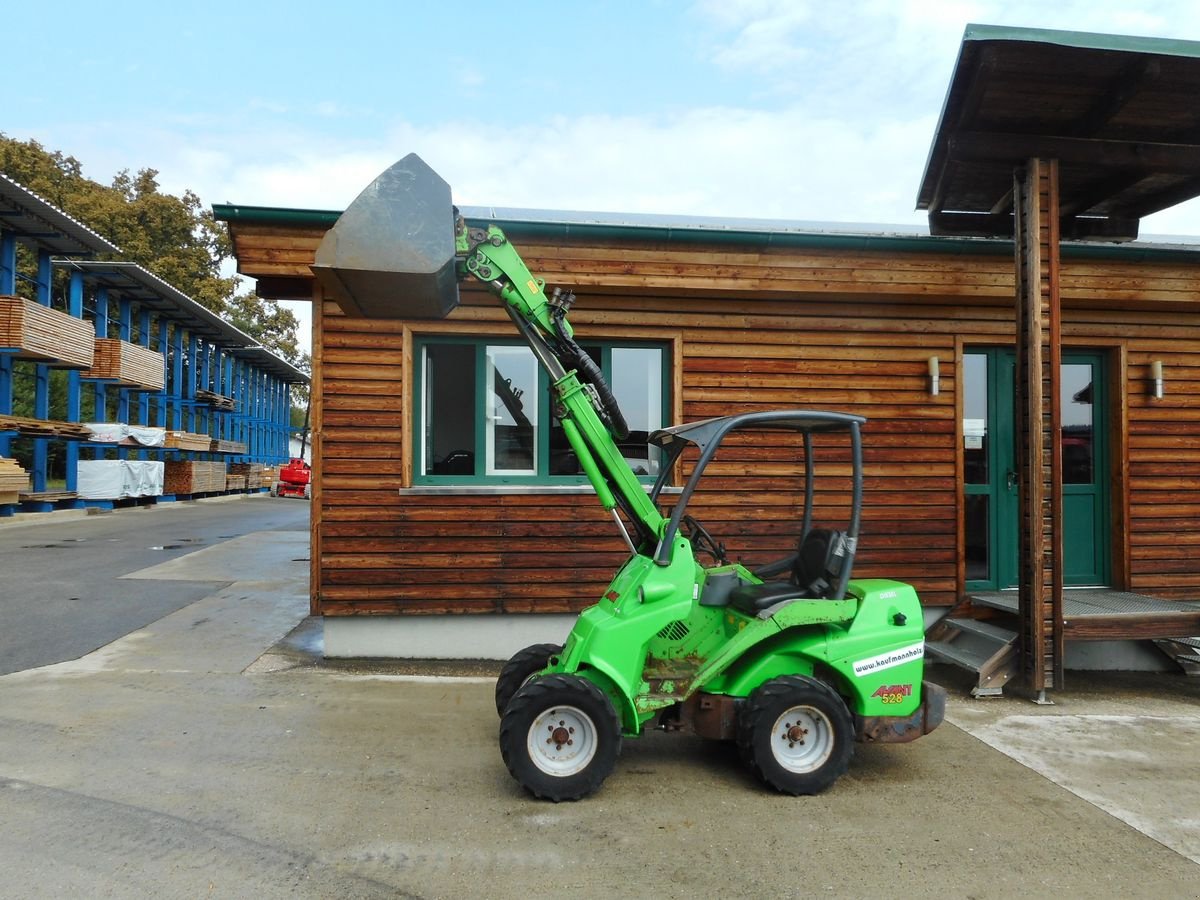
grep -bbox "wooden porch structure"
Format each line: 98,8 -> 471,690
919,25 -> 1200,694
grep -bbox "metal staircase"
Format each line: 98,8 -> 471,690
926,616 -> 1019,698
1152,636 -> 1200,675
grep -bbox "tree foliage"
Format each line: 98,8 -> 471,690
0,134 -> 307,371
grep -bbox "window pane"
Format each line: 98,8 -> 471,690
1062,363 -> 1094,484
424,344 -> 476,476
611,347 -> 663,476
963,353 -> 988,484
965,494 -> 990,582
487,345 -> 538,475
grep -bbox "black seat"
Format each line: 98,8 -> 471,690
730,528 -> 848,615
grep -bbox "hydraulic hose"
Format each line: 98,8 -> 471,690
551,308 -> 630,440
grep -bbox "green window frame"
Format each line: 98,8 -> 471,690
414,336 -> 670,485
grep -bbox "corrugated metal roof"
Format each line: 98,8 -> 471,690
0,172 -> 121,256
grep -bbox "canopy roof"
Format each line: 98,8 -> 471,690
0,173 -> 121,256
56,260 -> 308,384
917,24 -> 1200,241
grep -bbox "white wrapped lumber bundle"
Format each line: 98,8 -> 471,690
83,338 -> 166,391
0,295 -> 94,368
76,460 -> 164,500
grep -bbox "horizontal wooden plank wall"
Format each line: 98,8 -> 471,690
229,223 -> 1200,616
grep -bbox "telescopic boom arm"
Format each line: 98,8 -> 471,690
454,218 -> 666,550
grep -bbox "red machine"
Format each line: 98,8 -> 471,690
274,458 -> 311,499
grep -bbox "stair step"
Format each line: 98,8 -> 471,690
926,639 -> 996,672
943,618 -> 1017,644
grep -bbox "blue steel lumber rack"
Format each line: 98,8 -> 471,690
0,175 -> 308,517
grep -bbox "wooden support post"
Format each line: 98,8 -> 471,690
1013,158 -> 1065,693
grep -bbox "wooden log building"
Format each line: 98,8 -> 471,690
217,25 -> 1200,690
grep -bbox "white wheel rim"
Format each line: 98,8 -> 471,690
527,705 -> 598,777
770,705 -> 835,773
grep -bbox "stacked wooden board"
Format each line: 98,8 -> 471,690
228,462 -> 265,488
196,389 -> 236,411
0,456 -> 31,504
209,439 -> 248,454
83,338 -> 166,391
225,474 -> 248,491
164,460 -> 227,494
165,431 -> 212,451
0,295 -> 94,368
0,414 -> 93,440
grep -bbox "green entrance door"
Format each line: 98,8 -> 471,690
964,349 -> 1110,591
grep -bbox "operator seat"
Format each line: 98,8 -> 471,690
729,528 -> 848,615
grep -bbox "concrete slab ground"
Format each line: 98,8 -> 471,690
1,520 -> 1198,897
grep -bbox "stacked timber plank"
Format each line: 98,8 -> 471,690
0,414 -> 93,440
225,474 -> 247,491
83,338 -> 166,391
209,439 -> 248,454
165,430 -> 212,451
195,389 -> 236,411
228,462 -> 264,488
164,460 -> 227,494
0,456 -> 31,504
0,295 -> 94,368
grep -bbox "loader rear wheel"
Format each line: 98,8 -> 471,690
737,675 -> 853,795
499,674 -> 621,801
494,643 -> 563,716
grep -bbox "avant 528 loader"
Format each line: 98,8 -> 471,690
314,155 -> 945,801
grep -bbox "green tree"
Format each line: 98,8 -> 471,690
0,134 -> 306,370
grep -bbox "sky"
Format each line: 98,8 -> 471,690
9,0 -> 1200,348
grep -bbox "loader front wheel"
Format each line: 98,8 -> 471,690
495,643 -> 563,716
500,674 -> 621,801
737,675 -> 853,795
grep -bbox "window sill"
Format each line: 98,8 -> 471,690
399,485 -> 682,496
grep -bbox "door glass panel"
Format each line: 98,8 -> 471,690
1061,363 -> 1094,485
963,353 -> 988,484
423,343 -> 476,476
486,345 -> 538,475
965,494 -> 990,582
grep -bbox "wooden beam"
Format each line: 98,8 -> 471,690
950,132 -> 1200,175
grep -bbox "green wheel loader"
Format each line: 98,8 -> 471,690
315,154 -> 946,802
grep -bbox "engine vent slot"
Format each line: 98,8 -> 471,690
655,620 -> 691,642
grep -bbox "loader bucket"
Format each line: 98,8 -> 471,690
311,153 -> 460,319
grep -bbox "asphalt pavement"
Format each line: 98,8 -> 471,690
0,498 -> 1198,898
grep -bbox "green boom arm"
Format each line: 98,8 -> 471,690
455,221 -> 666,550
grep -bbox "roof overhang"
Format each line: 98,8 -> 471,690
0,173 -> 121,256
917,24 -> 1200,241
55,259 -> 309,384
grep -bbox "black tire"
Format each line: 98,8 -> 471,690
499,674 -> 621,802
494,643 -> 563,716
736,675 -> 853,795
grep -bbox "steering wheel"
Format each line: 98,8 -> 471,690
681,514 -> 727,565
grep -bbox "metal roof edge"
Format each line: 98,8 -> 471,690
0,172 -> 122,255
962,23 -> 1200,59
212,202 -> 1200,262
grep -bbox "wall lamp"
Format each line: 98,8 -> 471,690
928,356 -> 940,396
1151,360 -> 1164,400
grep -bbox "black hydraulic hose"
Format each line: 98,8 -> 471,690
551,310 -> 630,440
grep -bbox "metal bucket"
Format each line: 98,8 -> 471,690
311,153 -> 460,319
